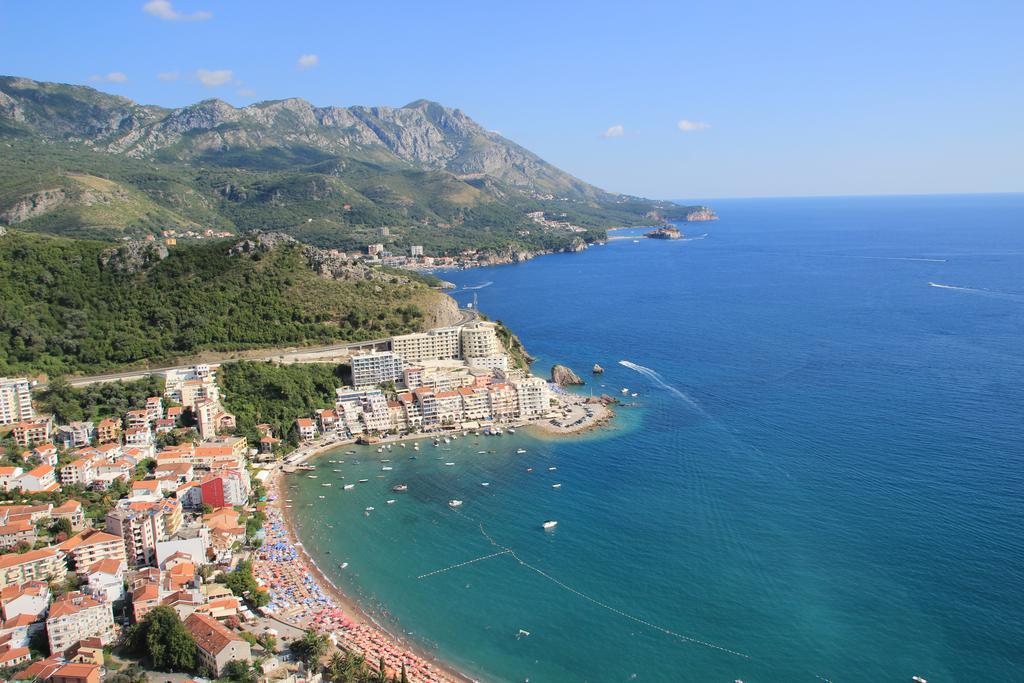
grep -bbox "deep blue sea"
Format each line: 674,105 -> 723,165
290,194 -> 1024,682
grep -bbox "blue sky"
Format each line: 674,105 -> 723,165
1,0 -> 1022,199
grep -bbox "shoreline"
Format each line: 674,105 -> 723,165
263,468 -> 475,683
266,395 -> 611,682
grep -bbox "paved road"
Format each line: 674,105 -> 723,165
62,307 -> 478,388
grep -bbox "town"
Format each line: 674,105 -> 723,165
0,320 -> 609,683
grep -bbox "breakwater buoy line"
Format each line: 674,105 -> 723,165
429,508 -> 751,660
416,550 -> 512,579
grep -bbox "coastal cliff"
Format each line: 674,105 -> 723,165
684,207 -> 718,221
473,236 -> 589,267
421,294 -> 463,329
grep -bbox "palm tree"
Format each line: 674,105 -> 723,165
325,652 -> 346,682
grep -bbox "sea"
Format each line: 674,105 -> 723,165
288,194 -> 1024,682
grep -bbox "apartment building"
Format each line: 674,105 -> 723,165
514,376 -> 552,418
12,420 -> 51,448
184,612 -> 251,676
18,464 -> 58,493
0,378 -> 33,426
458,386 -> 491,420
54,422 -> 95,449
58,530 -> 127,571
460,321 -> 501,357
46,592 -> 116,655
0,548 -> 67,589
488,383 -> 518,421
351,351 -> 405,388
95,419 -> 121,444
106,500 -> 174,567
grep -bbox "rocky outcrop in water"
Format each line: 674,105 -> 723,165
592,363 -> 604,374
551,364 -> 585,386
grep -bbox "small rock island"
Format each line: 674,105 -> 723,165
645,226 -> 683,240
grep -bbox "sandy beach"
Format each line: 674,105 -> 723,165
257,470 -> 473,683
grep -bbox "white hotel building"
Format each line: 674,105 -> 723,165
389,326 -> 462,364
351,351 -> 405,388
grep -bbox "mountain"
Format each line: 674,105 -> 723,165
0,76 -> 710,252
0,228 -> 456,377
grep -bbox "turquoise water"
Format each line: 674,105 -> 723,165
290,194 -> 1024,682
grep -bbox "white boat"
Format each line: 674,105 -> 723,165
443,437 -> 451,444
377,447 -> 384,453
339,562 -> 348,569
507,427 -> 516,434
542,520 -> 558,529
381,466 -> 393,471
478,450 -> 488,454
631,392 -> 638,397
381,458 -> 390,462
548,466 -> 557,471
621,387 -> 630,394
318,495 -> 325,499
392,484 -> 408,492
344,484 -> 355,490
911,678 -> 928,683
307,475 -> 318,479
321,483 -> 332,487
481,482 -> 490,487
358,478 -> 369,483
365,506 -> 375,512
346,450 -> 356,454
448,499 -> 463,508
516,448 -> 527,454
445,462 -> 455,466
517,629 -> 530,638
552,483 -> 562,489
386,499 -> 396,505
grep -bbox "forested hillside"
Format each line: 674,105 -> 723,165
0,230 -> 440,376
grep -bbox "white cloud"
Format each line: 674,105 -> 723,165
143,0 -> 212,21
677,119 -> 711,132
89,72 -> 128,83
297,54 -> 319,70
601,124 -> 625,138
156,71 -> 180,81
196,68 -> 233,87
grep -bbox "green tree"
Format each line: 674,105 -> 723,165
49,516 -> 73,537
222,559 -> 270,608
223,659 -> 260,683
125,606 -> 197,672
290,630 -> 328,670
